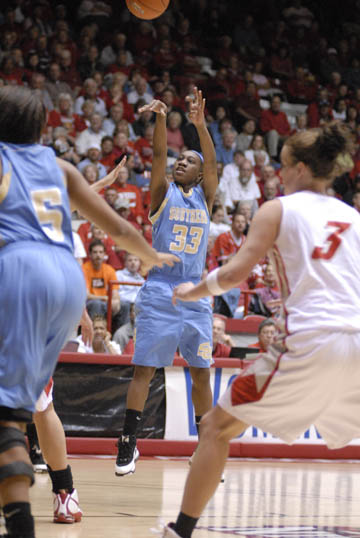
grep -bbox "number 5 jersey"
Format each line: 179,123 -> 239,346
0,143 -> 73,253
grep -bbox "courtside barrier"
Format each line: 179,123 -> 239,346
56,352 -> 360,460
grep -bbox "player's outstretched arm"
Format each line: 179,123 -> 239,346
90,156 -> 127,194
138,99 -> 169,214
187,87 -> 218,213
58,158 -> 178,271
172,200 -> 282,304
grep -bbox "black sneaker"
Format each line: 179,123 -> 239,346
115,435 -> 139,476
29,445 -> 47,473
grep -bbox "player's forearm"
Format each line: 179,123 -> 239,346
196,123 -> 216,166
110,222 -> 158,264
153,113 -> 167,158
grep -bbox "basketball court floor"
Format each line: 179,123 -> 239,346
25,456 -> 360,537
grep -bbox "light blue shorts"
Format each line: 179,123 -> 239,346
0,241 -> 86,412
132,277 -> 213,368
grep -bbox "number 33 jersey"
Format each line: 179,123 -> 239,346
149,182 -> 210,282
0,143 -> 73,253
270,190 -> 360,333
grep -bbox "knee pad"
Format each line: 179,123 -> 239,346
0,426 -> 34,486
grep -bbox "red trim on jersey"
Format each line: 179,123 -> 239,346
231,352 -> 284,406
44,378 -> 53,397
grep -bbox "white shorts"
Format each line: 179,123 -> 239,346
218,330 -> 360,449
35,378 -> 54,412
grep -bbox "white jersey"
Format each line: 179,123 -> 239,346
269,191 -> 360,334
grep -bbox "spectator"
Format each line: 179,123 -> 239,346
132,98 -> 155,138
106,166 -> 144,225
235,201 -> 253,234
270,45 -> 293,80
222,159 -> 261,214
333,98 -> 347,121
259,178 -> 281,206
291,113 -> 308,134
215,129 -> 237,165
103,186 -> 119,210
260,95 -> 291,159
77,315 -> 121,354
77,45 -> 103,81
250,263 -> 281,317
75,113 -> 106,156
245,134 -> 270,166
78,143 -> 107,179
212,315 -> 234,358
29,73 -> 54,111
47,93 -> 86,141
82,163 -> 100,186
134,123 -> 154,169
127,77 -> 153,105
59,49 -> 82,91
209,205 -> 231,240
103,103 -> 124,136
235,119 -> 256,153
100,31 -> 133,68
74,78 -> 107,117
212,214 -> 247,265
208,105 -> 229,146
82,239 -> 121,319
234,81 -> 262,126
249,319 -> 277,352
166,111 -> 185,157
115,253 -> 145,323
100,136 -> 117,172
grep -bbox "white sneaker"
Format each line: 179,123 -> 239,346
53,488 -> 82,524
162,524 -> 181,536
189,451 -> 225,483
115,435 -> 140,476
151,522 -> 181,537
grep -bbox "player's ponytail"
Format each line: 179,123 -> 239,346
285,121 -> 353,180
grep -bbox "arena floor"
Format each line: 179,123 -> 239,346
27,456 -> 360,537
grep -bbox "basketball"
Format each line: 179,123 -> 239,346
126,0 -> 170,20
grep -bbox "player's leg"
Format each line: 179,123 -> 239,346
115,365 -> 156,476
0,419 -> 35,538
180,300 -> 213,438
116,280 -> 181,476
188,367 -> 212,435
34,403 -> 82,524
164,405 -> 247,537
26,422 -> 47,473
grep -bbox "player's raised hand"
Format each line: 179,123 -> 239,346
90,156 -> 126,193
139,100 -> 167,117
172,281 -> 196,305
185,87 -> 205,127
79,307 -> 93,346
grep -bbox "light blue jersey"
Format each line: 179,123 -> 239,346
0,143 -> 74,252
133,181 -> 213,369
149,182 -> 209,282
0,143 -> 86,413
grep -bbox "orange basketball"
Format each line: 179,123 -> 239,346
126,0 -> 170,20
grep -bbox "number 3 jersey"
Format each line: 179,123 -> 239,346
149,182 -> 210,282
0,143 -> 73,252
270,190 -> 360,333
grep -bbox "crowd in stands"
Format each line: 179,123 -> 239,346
2,0 -> 360,353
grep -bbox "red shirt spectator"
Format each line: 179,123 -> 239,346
212,215 -> 247,264
260,96 -> 291,136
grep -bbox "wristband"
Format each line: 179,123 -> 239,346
206,268 -> 226,296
